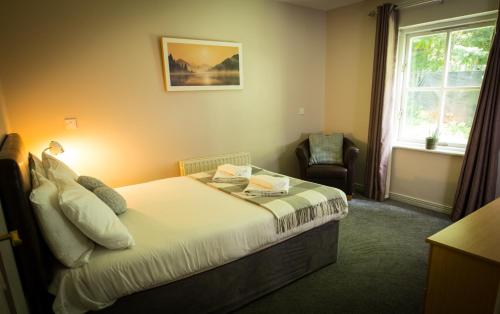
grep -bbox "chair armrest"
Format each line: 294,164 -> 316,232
343,138 -> 359,197
295,141 -> 310,179
343,138 -> 359,167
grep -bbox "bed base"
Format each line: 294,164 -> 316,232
0,133 -> 340,314
97,220 -> 339,314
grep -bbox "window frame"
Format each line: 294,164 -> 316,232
393,11 -> 497,151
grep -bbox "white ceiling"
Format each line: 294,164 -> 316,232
276,0 -> 364,11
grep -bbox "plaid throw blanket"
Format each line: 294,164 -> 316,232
190,167 -> 348,233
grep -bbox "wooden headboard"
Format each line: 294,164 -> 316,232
0,133 -> 53,313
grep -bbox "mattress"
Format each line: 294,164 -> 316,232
49,176 -> 347,314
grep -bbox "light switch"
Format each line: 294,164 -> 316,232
298,107 -> 305,115
64,118 -> 78,130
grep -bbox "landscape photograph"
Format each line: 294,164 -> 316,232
162,38 -> 242,91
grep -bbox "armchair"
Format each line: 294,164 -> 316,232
296,137 -> 359,200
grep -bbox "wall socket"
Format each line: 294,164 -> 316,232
297,107 -> 305,115
64,118 -> 78,130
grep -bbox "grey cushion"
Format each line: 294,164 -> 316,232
94,186 -> 128,215
77,176 -> 106,191
77,175 -> 128,215
308,133 -> 344,165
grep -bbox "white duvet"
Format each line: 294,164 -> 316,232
49,176 -> 346,313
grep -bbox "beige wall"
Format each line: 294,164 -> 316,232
326,0 -> 497,207
325,0 -> 383,186
390,149 -> 463,206
0,0 -> 326,187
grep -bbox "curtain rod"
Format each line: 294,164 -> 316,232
368,0 -> 443,17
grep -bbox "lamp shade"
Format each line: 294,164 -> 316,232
47,141 -> 65,155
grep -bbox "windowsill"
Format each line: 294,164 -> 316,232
393,142 -> 465,156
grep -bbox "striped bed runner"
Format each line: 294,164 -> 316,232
190,167 -> 348,233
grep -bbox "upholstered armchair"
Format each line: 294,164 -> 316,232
295,137 -> 359,200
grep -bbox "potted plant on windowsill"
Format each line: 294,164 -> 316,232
425,129 -> 439,150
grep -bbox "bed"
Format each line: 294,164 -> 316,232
0,133 -> 346,314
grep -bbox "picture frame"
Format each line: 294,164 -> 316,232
161,37 -> 243,91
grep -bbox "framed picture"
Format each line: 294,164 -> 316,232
161,37 -> 243,91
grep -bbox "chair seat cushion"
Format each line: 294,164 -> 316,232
306,164 -> 347,179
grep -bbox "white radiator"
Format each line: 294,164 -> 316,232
179,152 -> 251,176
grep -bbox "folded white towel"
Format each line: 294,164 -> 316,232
217,164 -> 251,177
244,175 -> 290,196
213,164 -> 251,183
250,175 -> 290,191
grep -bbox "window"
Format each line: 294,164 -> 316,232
396,17 -> 496,150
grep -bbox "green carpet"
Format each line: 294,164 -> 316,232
234,197 -> 451,314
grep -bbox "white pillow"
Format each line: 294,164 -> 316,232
29,173 -> 94,268
29,154 -> 48,189
30,154 -> 46,176
42,152 -> 78,181
55,177 -> 135,249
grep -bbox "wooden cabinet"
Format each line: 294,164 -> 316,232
425,198 -> 500,314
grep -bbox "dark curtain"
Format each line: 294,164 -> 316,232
364,4 -> 398,201
452,10 -> 500,221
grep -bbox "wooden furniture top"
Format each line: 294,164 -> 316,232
427,197 -> 500,265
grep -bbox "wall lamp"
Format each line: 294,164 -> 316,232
43,141 -> 65,155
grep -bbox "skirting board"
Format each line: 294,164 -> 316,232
353,183 -> 452,214
389,192 -> 452,214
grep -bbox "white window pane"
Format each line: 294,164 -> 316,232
400,91 -> 441,140
447,26 -> 494,87
440,90 -> 480,144
408,33 -> 447,87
